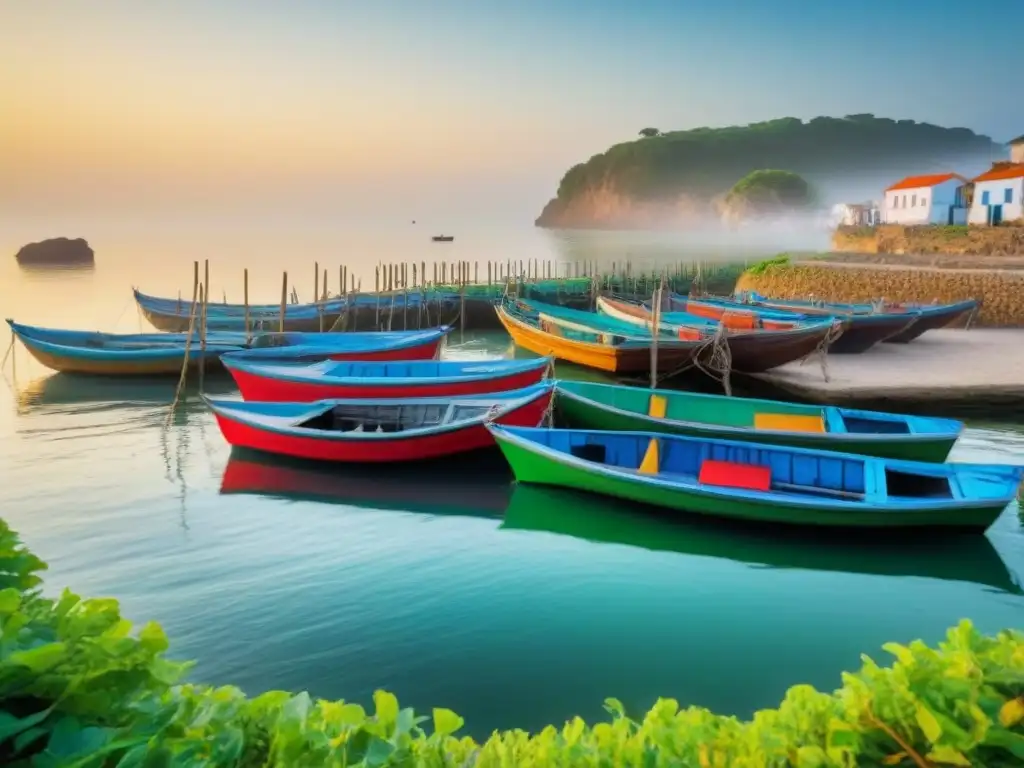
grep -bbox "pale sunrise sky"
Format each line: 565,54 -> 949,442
3,0 -> 1023,216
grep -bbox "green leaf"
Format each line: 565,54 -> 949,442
364,735 -> 396,767
0,707 -> 54,745
603,698 -> 625,719
8,641 -> 67,672
926,745 -> 971,766
916,704 -> 943,743
0,586 -> 21,614
45,716 -> 110,759
433,708 -> 464,737
999,697 -> 1024,728
373,690 -> 399,724
138,621 -> 169,653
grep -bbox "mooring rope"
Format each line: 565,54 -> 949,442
799,318 -> 845,383
166,290 -> 201,426
1,331 -> 14,373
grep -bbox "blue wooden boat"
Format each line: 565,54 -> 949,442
134,288 -> 463,333
726,292 -> 980,342
222,354 -> 553,402
6,320 -> 450,376
671,294 -> 915,353
488,425 -> 1024,532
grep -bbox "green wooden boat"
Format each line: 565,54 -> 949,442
555,380 -> 962,463
486,425 -> 1024,531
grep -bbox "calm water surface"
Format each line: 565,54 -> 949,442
1,221 -> 1022,737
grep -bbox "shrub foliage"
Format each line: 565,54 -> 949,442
1,520 -> 1022,766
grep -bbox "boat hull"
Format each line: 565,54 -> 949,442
555,388 -> 957,463
884,301 -> 978,344
495,305 -> 698,373
681,296 -> 914,353
226,362 -> 549,402
598,296 -> 833,372
12,334 -> 231,375
213,390 -> 552,463
492,432 -> 1007,531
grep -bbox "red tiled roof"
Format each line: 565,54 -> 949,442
885,173 -> 965,192
973,164 -> 1024,183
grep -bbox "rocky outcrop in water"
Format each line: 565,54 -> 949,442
15,238 -> 95,266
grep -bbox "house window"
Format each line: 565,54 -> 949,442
920,196 -> 928,208
911,194 -> 917,207
981,190 -> 990,206
1005,188 -> 1013,204
902,195 -> 908,208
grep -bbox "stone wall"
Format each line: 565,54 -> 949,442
735,263 -> 1024,327
832,224 -> 1024,256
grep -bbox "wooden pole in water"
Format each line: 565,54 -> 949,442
279,272 -> 288,333
243,268 -> 250,339
198,283 -> 208,393
314,262 -> 319,307
650,279 -> 663,389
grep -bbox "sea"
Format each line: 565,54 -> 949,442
1,212 -> 1022,738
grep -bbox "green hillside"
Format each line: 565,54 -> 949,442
536,115 -> 1003,227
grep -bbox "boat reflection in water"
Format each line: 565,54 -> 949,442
219,447 -> 514,517
500,485 -> 1022,594
15,373 -> 237,413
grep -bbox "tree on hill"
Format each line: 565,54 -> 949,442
638,127 -> 660,138
536,114 -> 1004,227
722,169 -> 815,219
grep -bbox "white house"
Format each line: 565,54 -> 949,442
1010,135 -> 1024,164
967,162 -> 1024,225
882,173 -> 968,225
831,202 -> 881,227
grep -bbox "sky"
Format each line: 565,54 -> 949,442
3,0 -> 1023,219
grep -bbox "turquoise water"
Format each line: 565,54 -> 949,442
1,223 -> 1022,738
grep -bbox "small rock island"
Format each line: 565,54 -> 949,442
15,237 -> 95,266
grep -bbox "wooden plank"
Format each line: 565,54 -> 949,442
638,437 -> 660,475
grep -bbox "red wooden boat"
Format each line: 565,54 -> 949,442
204,383 -> 554,463
220,354 -> 552,402
231,326 -> 450,363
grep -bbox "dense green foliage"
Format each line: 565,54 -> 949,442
538,114 -> 1001,223
2,520 -> 1022,766
721,170 -> 814,220
744,253 -> 793,276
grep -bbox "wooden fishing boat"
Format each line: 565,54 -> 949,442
134,288 -> 348,333
221,354 -> 553,402
206,383 -> 554,463
595,296 -> 836,373
229,326 -> 449,363
500,485 -> 1022,593
431,235 -> 455,242
487,425 -> 1024,531
220,448 -> 513,516
554,380 -> 962,462
6,320 -> 244,375
670,294 -> 915,353
878,299 -> 979,343
6,321 -> 450,375
494,301 -> 704,374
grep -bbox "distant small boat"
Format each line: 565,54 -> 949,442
205,383 -> 554,463
432,235 -> 455,242
220,354 -> 553,402
487,425 -> 1024,531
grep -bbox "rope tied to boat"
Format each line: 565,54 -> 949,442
1,331 -> 14,374
690,322 -> 733,396
799,317 -> 844,382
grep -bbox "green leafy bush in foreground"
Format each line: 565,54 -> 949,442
1,521 -> 1022,767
